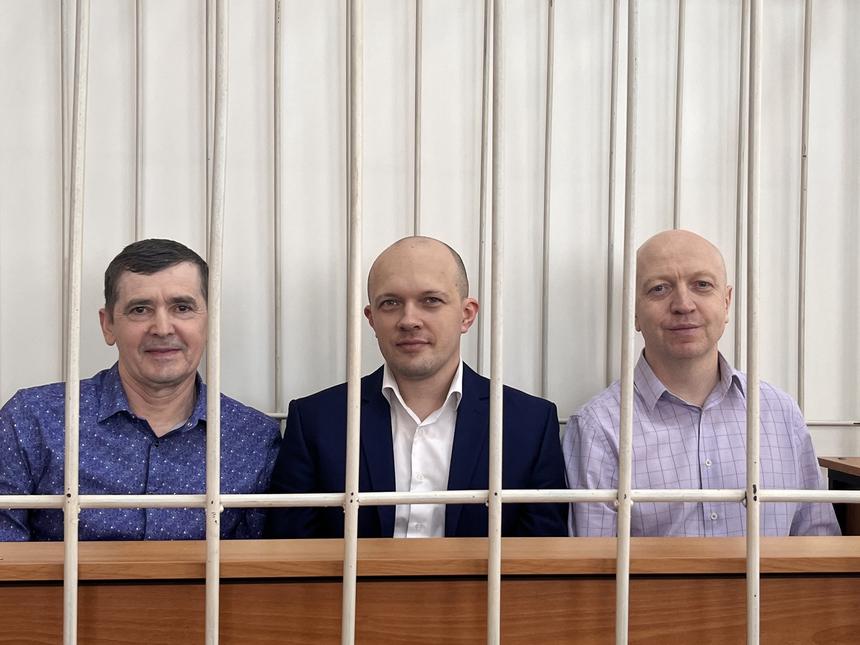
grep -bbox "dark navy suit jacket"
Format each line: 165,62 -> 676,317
265,364 -> 567,538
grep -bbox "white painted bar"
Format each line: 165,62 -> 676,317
487,0 -> 504,642
274,0 -> 285,418
616,1 -> 639,643
59,0 -> 71,379
7,485 -> 860,512
0,495 -> 65,509
133,0 -> 143,240
672,0 -> 686,229
204,0 -> 215,253
359,491 -> 489,506
631,489 -> 746,503
733,0 -> 749,371
501,489 -> 618,504
341,2 -> 364,643
539,0 -> 554,399
796,0 -> 812,412
205,2 -> 229,643
63,2 -> 90,643
745,1 -> 762,642
604,0 -> 621,387
759,490 -> 860,503
476,0 -> 492,376
412,0 -> 423,235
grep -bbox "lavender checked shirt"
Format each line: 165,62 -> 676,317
0,365 -> 281,541
563,353 -> 840,537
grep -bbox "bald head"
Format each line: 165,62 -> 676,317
637,229 -> 728,289
367,236 -> 469,301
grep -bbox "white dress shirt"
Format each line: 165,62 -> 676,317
382,361 -> 463,538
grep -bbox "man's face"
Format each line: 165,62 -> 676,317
364,240 -> 478,385
635,232 -> 732,369
99,262 -> 208,396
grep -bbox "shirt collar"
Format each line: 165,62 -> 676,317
97,363 -> 208,427
634,351 -> 744,412
381,359 -> 464,417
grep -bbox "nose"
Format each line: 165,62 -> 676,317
671,285 -> 696,314
149,307 -> 175,336
397,301 -> 422,330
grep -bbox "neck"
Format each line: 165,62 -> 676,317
119,368 -> 197,437
645,351 -> 720,407
395,360 -> 459,422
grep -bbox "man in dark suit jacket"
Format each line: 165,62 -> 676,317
266,236 -> 567,538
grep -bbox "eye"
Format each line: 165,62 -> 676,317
173,303 -> 195,314
423,296 -> 443,305
378,299 -> 399,310
126,306 -> 151,319
694,280 -> 713,290
648,284 -> 668,295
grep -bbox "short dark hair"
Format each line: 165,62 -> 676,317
104,239 -> 208,317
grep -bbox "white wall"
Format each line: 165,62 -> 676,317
0,0 -> 857,455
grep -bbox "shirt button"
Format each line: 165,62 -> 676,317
710,512 -> 718,521
415,473 -> 424,482
704,459 -> 712,467
414,523 -> 424,531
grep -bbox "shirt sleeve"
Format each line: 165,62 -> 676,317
0,393 -> 37,541
232,418 -> 282,539
563,409 -> 618,537
788,407 -> 841,536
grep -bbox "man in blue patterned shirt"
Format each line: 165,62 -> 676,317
0,239 -> 280,540
564,229 -> 840,537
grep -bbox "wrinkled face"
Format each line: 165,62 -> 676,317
99,262 -> 208,396
635,232 -> 732,369
364,240 -> 478,385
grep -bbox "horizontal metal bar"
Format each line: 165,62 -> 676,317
222,493 -> 345,508
0,495 -> 65,509
502,489 -> 618,503
758,490 -> 860,503
632,489 -> 746,503
358,490 -> 487,506
4,488 -> 860,512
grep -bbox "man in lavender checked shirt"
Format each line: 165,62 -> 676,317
564,229 -> 839,537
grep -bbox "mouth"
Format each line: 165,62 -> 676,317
395,338 -> 431,352
144,346 -> 183,358
665,323 -> 701,336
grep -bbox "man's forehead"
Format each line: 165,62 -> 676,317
637,238 -> 726,284
368,244 -> 458,296
115,263 -> 204,300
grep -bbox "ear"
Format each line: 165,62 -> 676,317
459,298 -> 479,334
634,313 -> 641,333
724,285 -> 733,323
99,308 -> 116,346
364,304 -> 374,330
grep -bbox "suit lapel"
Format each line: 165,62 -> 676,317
445,365 -> 490,536
359,367 -> 396,537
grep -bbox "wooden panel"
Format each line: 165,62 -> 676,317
3,537 -> 860,581
820,457 -> 860,478
1,576 -> 858,644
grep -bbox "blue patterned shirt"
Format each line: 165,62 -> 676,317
564,353 -> 840,537
0,365 -> 281,541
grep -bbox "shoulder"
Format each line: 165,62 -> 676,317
576,381 -> 622,429
219,393 -> 279,437
2,380 -> 66,418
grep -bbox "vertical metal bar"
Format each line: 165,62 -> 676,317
539,0 -> 555,399
745,1 -> 762,642
345,0 -> 353,265
413,0 -> 423,235
604,0 -> 621,387
616,1 -> 639,643
797,0 -> 812,412
134,0 -> 143,240
64,2 -> 91,643
60,0 -> 72,381
342,2 -> 363,643
487,1 -> 504,643
205,0 -> 215,256
205,2 -> 229,643
477,0 -> 492,375
274,0 -> 285,418
672,0 -> 686,229
734,0 -> 750,370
